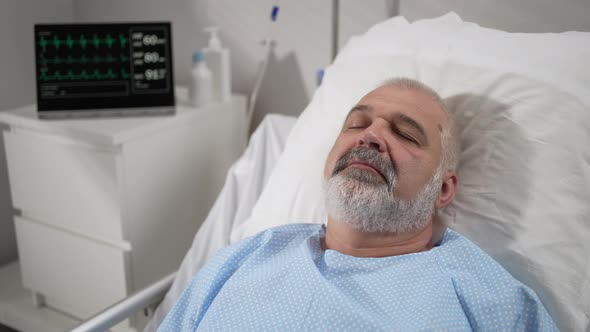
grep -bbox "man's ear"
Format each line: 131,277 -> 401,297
435,170 -> 458,209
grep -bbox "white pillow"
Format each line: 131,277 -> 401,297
231,13 -> 590,332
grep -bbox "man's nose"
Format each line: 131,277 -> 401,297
357,126 -> 386,152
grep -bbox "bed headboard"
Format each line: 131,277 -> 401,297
334,0 -> 590,67
398,0 -> 590,33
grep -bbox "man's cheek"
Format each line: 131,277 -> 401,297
325,150 -> 339,176
324,157 -> 334,178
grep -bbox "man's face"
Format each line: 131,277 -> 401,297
323,85 -> 449,232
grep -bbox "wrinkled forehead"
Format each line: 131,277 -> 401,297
352,85 -> 448,133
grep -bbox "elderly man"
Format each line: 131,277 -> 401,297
158,78 -> 556,331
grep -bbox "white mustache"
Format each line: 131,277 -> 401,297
331,147 -> 396,192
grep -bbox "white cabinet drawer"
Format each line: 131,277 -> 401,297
4,129 -> 125,242
14,216 -> 129,319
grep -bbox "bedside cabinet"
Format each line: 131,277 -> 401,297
0,94 -> 247,331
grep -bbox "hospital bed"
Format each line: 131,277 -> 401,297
72,13 -> 590,332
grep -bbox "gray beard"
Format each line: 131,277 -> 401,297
324,153 -> 444,234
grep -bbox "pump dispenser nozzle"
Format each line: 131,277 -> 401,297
204,26 -> 222,50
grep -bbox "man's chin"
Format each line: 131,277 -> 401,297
341,168 -> 387,186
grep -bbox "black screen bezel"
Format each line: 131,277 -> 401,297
34,22 -> 175,112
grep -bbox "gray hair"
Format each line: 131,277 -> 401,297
380,78 -> 460,173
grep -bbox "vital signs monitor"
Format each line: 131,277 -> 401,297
34,22 -> 175,118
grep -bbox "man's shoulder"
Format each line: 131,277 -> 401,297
231,223 -> 323,251
435,228 -> 533,294
199,224 -> 323,279
435,228 -> 507,273
435,229 -> 557,330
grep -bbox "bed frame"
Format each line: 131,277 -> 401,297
69,273 -> 174,332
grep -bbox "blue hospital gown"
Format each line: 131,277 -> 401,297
158,224 -> 557,331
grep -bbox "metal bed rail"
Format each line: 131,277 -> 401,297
69,272 -> 176,332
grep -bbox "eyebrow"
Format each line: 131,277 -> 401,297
347,104 -> 371,116
343,104 -> 371,124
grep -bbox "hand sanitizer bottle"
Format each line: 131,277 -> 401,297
203,26 -> 231,103
189,51 -> 212,107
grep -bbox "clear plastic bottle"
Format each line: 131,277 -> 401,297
189,51 -> 213,107
203,27 -> 231,103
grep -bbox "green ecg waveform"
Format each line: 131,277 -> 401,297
39,68 -> 130,81
39,33 -> 128,50
39,54 -> 130,65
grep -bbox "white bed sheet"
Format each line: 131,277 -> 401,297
143,114 -> 296,332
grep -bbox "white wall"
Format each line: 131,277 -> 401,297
0,0 -> 73,266
0,0 -> 73,111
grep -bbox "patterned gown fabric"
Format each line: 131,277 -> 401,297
158,224 -> 557,331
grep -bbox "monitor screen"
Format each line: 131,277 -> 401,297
35,22 -> 174,115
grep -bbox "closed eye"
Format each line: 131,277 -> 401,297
397,131 -> 419,145
346,122 -> 368,130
